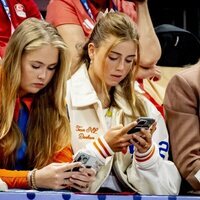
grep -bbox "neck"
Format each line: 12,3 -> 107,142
98,92 -> 110,108
88,65 -> 110,108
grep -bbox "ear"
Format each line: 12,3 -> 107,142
88,43 -> 95,60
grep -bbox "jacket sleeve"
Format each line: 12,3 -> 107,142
126,98 -> 181,195
127,143 -> 181,195
0,146 -> 73,189
52,146 -> 73,163
73,136 -> 114,172
164,73 -> 200,190
82,119 -> 181,194
0,169 -> 29,189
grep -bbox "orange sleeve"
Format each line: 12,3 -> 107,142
0,169 -> 29,189
53,146 -> 73,163
0,147 -> 73,189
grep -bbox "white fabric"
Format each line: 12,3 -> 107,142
67,64 -> 181,194
194,170 -> 200,183
0,179 -> 8,191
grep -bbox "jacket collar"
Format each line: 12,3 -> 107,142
68,63 -> 100,107
69,63 -> 140,117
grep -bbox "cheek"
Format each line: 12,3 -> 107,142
46,71 -> 55,84
94,59 -> 103,75
20,71 -> 29,85
125,67 -> 132,75
104,59 -> 114,72
122,69 -> 131,80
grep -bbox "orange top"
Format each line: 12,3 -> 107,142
0,146 -> 73,188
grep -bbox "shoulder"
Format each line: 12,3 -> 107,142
171,62 -> 200,82
164,63 -> 200,112
167,63 -> 200,93
46,0 -> 81,26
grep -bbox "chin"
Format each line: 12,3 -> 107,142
108,82 -> 119,87
30,89 -> 41,94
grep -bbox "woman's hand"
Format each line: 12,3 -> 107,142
34,162 -> 86,190
130,122 -> 157,153
104,121 -> 137,152
69,167 -> 96,192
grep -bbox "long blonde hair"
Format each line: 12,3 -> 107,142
0,18 -> 71,169
78,12 -> 147,119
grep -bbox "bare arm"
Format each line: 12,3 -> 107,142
137,0 -> 161,67
57,24 -> 86,72
135,0 -> 162,80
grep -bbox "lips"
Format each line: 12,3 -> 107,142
109,74 -> 123,82
33,83 -> 45,88
111,74 -> 122,78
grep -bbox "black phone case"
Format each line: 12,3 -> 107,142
127,117 -> 155,134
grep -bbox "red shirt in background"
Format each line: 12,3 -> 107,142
46,0 -> 137,37
0,0 -> 42,58
46,0 -> 164,117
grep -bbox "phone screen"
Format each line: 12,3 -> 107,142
73,152 -> 101,171
127,117 -> 155,134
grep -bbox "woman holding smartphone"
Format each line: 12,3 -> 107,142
66,12 -> 181,194
0,18 -> 95,191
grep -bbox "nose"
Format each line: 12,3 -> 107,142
37,68 -> 47,80
116,59 -> 126,71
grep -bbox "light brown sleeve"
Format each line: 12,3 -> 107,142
163,74 -> 200,190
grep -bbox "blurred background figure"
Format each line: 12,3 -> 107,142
0,18 -> 95,191
0,0 -> 42,58
163,60 -> 200,195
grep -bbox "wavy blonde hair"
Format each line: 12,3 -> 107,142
0,18 -> 71,169
78,12 -> 147,119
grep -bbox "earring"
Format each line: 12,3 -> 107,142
90,60 -> 93,64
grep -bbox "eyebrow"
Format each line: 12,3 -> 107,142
110,51 -> 135,57
31,60 -> 58,66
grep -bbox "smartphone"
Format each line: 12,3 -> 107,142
127,117 -> 155,134
72,152 -> 100,171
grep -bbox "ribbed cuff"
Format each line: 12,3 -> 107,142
87,136 -> 114,163
134,143 -> 160,168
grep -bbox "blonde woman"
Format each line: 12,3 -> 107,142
0,18 -> 95,191
67,12 -> 181,194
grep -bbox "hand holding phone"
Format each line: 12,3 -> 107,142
73,152 -> 101,171
127,117 -> 155,134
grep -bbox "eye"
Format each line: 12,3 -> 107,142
108,56 -> 118,61
48,65 -> 57,71
125,57 -> 135,63
126,59 -> 133,63
31,64 -> 40,69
